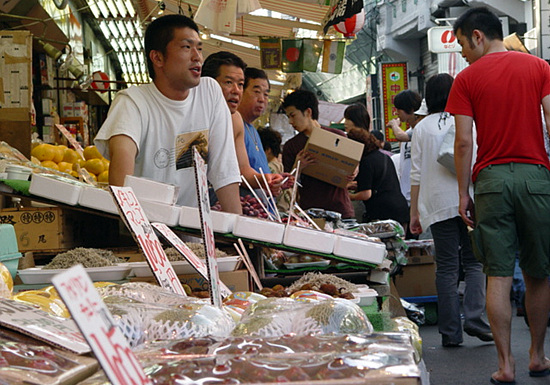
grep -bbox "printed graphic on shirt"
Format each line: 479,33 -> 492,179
175,130 -> 209,170
154,148 -> 171,169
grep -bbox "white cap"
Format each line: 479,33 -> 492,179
414,99 -> 428,116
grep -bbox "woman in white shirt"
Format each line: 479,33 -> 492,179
410,73 -> 491,347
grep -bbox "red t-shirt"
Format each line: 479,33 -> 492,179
446,51 -> 550,181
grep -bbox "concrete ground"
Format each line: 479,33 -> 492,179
419,307 -> 550,385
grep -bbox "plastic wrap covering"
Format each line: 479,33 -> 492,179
103,296 -> 235,348
232,297 -> 372,337
80,333 -> 420,385
0,334 -> 98,385
96,282 -> 194,306
356,219 -> 405,238
0,263 -> 13,299
390,317 -> 422,363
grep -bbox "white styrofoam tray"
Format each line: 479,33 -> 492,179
232,215 -> 285,244
179,206 -> 237,233
333,235 -> 387,265
29,173 -> 85,206
352,284 -> 378,306
129,255 -> 240,277
78,187 -> 118,214
141,200 -> 180,227
282,225 -> 336,254
18,265 -> 132,284
124,175 -> 178,205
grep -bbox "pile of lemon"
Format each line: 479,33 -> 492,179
31,143 -> 109,183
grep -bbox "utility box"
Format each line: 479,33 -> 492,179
300,127 -> 364,188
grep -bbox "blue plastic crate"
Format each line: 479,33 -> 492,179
0,224 -> 22,279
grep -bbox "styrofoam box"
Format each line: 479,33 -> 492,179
130,255 -> 240,277
333,235 -> 387,265
232,215 -> 285,244
282,225 -> 336,254
78,187 -> 118,214
353,284 -> 378,306
141,200 -> 180,227
124,175 -> 178,205
179,206 -> 237,233
29,173 -> 84,205
18,265 -> 132,284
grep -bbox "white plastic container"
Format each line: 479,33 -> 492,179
332,235 -> 387,265
282,225 -> 336,254
232,215 -> 285,244
29,173 -> 84,206
18,265 -> 132,284
124,175 -> 179,205
6,165 -> 32,180
78,187 -> 118,214
129,256 -> 240,277
179,206 -> 237,233
141,200 -> 180,227
353,284 -> 378,306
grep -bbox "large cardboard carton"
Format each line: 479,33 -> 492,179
393,262 -> 437,298
300,127 -> 364,188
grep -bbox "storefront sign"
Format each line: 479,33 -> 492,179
52,265 -> 151,385
381,62 -> 408,142
427,26 -> 460,53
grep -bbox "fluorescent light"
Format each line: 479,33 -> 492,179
97,0 -> 110,18
105,0 -> 119,17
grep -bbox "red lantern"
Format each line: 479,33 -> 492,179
334,9 -> 365,38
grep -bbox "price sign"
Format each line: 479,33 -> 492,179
193,147 -> 222,308
0,299 -> 90,354
110,186 -> 186,296
152,222 -> 232,298
52,265 -> 151,385
55,124 -> 84,158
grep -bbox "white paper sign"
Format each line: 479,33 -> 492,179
151,222 -> 232,298
110,186 -> 187,296
0,299 -> 90,354
193,147 -> 222,308
55,124 -> 85,158
52,265 -> 151,385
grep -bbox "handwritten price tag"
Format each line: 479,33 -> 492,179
54,124 -> 84,158
0,299 -> 90,354
152,222 -> 232,298
193,147 -> 222,308
52,265 -> 151,385
110,186 -> 186,296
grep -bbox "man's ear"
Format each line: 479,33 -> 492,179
149,50 -> 163,69
472,29 -> 483,44
305,107 -> 313,118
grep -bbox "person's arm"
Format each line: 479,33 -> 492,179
215,183 -> 242,214
386,119 -> 410,142
409,184 -> 422,234
542,95 -> 550,136
108,134 -> 137,186
454,114 -> 475,227
349,189 -> 371,201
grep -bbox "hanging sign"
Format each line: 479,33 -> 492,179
427,26 -> 460,53
323,0 -> 364,34
192,147 -> 223,308
259,38 -> 282,70
110,186 -> 187,297
381,62 -> 408,142
52,265 -> 151,385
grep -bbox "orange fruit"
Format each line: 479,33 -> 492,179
83,145 -> 103,160
63,148 -> 80,163
57,162 -> 73,173
52,146 -> 65,163
31,144 -> 56,162
83,158 -> 105,175
41,160 -> 59,170
72,158 -> 85,171
97,170 -> 109,183
101,158 -> 110,170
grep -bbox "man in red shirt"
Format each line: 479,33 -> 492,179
447,7 -> 550,384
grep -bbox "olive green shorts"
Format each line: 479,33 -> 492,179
470,163 -> 550,278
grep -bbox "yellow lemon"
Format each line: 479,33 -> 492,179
83,158 -> 105,175
97,170 -> 109,183
41,160 -> 59,170
72,158 -> 85,171
31,143 -> 56,162
83,145 -> 103,160
62,148 -> 80,163
52,146 -> 65,163
101,158 -> 110,170
57,161 -> 73,174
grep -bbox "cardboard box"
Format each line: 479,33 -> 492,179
0,207 -> 75,252
405,246 -> 435,265
131,269 -> 251,293
300,127 -> 364,188
393,262 -> 437,298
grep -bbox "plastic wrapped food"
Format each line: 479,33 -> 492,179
97,282 -> 191,306
81,333 -> 420,385
232,297 -> 372,337
0,336 -> 98,385
356,219 -> 405,237
0,262 -> 13,299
